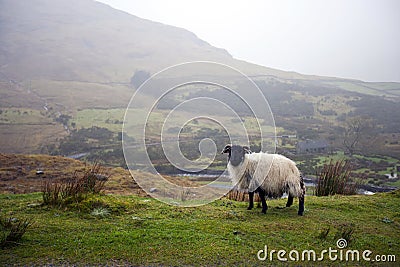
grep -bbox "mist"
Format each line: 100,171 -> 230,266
97,0 -> 400,82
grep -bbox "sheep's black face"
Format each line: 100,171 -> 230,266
222,145 -> 251,167
230,145 -> 245,166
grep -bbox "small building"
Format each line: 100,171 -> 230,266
384,173 -> 397,179
296,139 -> 329,154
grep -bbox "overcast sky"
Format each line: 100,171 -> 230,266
97,0 -> 400,82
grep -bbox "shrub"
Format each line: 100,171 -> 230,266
0,216 -> 33,248
42,162 -> 109,207
315,159 -> 360,196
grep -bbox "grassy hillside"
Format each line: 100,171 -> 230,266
0,191 -> 399,266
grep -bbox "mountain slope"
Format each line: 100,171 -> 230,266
1,0 -> 399,90
0,0 -> 399,157
1,0 -> 343,84
0,0 -> 256,82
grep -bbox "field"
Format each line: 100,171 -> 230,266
321,80 -> 400,98
1,3 -> 399,265
1,191 -> 399,266
0,153 -> 399,266
0,108 -> 67,154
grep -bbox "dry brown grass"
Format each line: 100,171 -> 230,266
315,159 -> 361,196
0,153 -> 141,195
0,153 -> 198,196
226,189 -> 261,202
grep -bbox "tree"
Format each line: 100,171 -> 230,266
342,116 -> 377,156
130,70 -> 150,89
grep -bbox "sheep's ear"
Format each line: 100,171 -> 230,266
243,146 -> 252,154
221,144 -> 232,154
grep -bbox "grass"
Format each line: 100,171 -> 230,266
0,107 -> 67,154
0,191 -> 399,266
0,215 -> 33,248
42,162 -> 108,207
0,123 -> 67,154
322,81 -> 400,98
30,80 -> 133,110
387,179 -> 400,187
315,159 -> 359,196
73,108 -> 126,132
0,108 -> 53,125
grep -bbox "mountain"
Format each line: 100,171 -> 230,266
0,0 -> 218,81
1,0 -> 399,92
0,0 -> 399,158
0,0 -> 299,83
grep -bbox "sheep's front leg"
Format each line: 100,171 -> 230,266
247,191 -> 254,210
258,189 -> 268,214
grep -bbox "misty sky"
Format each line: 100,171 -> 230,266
97,0 -> 400,82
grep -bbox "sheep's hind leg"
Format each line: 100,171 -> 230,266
258,189 -> 268,214
298,195 -> 305,216
247,191 -> 254,210
298,174 -> 305,216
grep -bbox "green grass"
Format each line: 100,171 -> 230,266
0,108 -> 53,125
73,108 -> 126,132
323,81 -> 400,98
0,191 -> 399,266
314,152 -> 398,168
387,179 -> 400,187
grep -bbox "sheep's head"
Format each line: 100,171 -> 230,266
221,144 -> 252,166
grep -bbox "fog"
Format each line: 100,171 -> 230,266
97,0 -> 400,82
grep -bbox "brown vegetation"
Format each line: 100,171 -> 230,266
0,153 -> 142,195
0,153 -> 198,196
315,159 -> 361,196
226,189 -> 260,202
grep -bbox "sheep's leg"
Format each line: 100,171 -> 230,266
298,175 -> 305,216
298,187 -> 305,215
258,189 -> 268,214
286,195 -> 294,207
247,191 -> 254,210
298,195 -> 305,216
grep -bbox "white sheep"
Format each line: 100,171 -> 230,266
222,144 -> 305,215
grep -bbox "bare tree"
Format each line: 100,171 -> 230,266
342,116 -> 378,156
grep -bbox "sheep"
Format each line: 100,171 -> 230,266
222,144 -> 305,215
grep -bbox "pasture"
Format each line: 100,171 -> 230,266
1,190 -> 399,266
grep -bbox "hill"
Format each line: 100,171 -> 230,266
0,0 -> 279,82
1,0 -> 399,91
0,0 -> 399,161
0,153 -> 195,195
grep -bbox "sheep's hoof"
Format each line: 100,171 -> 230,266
261,209 -> 267,214
298,211 -> 304,216
247,206 -> 253,210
